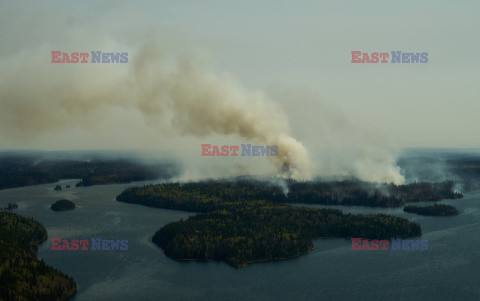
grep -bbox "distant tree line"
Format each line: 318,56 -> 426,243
0,155 -> 178,190
286,180 -> 462,207
116,180 -> 286,212
403,204 -> 460,216
118,179 -> 462,210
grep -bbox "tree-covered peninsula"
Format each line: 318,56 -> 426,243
117,180 -> 422,268
0,211 -> 77,299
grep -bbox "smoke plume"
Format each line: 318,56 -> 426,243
0,42 -> 312,180
0,10 -> 404,184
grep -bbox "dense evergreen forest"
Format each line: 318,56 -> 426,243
0,155 -> 178,190
116,180 -> 286,212
287,180 -> 462,207
0,211 -> 76,300
153,205 -> 421,267
117,180 -> 422,267
117,180 -> 461,210
403,204 -> 460,216
51,199 -> 76,212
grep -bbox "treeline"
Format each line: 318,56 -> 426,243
287,180 -> 462,207
403,204 -> 460,216
74,160 -> 176,187
117,180 -> 422,267
0,155 -> 178,190
116,180 -> 286,212
0,211 -> 76,299
0,156 -> 58,190
118,179 -> 462,210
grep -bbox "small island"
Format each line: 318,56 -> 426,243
51,199 -> 75,211
403,204 -> 460,216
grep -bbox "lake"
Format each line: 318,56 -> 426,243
1,179 -> 479,300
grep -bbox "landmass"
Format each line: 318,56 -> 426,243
117,180 -> 422,268
0,211 -> 76,299
116,180 -> 286,212
117,179 -> 462,210
51,199 -> 75,212
2,150 -> 479,193
0,153 -> 178,190
403,204 -> 460,216
287,180 -> 462,207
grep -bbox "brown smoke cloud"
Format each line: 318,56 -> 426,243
0,42 -> 312,180
133,44 -> 313,179
0,10 -> 405,184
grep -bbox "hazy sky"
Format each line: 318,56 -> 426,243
1,0 -> 479,151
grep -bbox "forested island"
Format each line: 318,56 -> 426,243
403,204 -> 460,216
51,199 -> 76,212
117,180 -> 422,267
0,211 -> 77,299
153,205 -> 420,267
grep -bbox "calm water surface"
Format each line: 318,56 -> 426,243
1,180 -> 479,300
